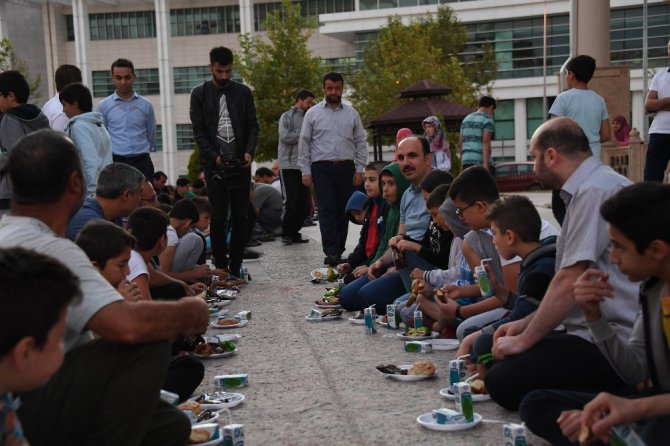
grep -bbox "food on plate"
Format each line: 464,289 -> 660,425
320,308 -> 343,317
194,339 -> 237,356
315,297 -> 340,306
194,392 -> 241,405
406,279 -> 425,307
194,343 -> 213,356
408,360 -> 435,376
217,317 -> 241,326
376,364 -> 407,375
352,311 -> 364,320
404,326 -> 431,337
470,379 -> 487,394
188,429 -> 211,444
178,401 -> 203,415
326,267 -> 338,282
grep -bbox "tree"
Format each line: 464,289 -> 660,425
0,38 -> 42,102
237,0 -> 322,161
350,5 -> 496,132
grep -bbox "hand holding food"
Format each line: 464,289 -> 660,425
574,268 -> 612,322
406,279 -> 425,307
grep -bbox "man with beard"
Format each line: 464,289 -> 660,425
485,117 -> 638,412
278,89 -> 314,245
190,47 -> 259,278
298,73 -> 367,266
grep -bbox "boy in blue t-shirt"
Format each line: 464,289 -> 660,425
0,248 -> 80,446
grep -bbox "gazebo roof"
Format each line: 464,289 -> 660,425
399,80 -> 452,98
368,98 -> 475,128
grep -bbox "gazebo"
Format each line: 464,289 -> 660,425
367,80 -> 476,161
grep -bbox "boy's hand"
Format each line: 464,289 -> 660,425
397,240 -> 420,253
189,264 -> 213,282
189,283 -> 207,294
368,260 -> 384,280
410,268 -> 424,280
557,410 -> 584,444
336,263 -> 351,275
352,265 -> 368,278
574,268 -> 612,322
117,280 -> 142,301
580,393 -> 633,444
442,283 -> 464,300
388,235 -> 403,248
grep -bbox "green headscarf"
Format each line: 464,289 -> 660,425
371,162 -> 410,262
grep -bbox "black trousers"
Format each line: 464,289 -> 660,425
312,161 -> 354,257
485,333 -> 628,411
281,168 -> 308,239
644,133 -> 670,182
112,153 -> 155,180
205,168 -> 250,274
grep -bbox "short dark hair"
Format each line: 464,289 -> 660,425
0,247 -> 81,357
255,167 -> 274,178
111,58 -> 135,74
448,166 -> 499,204
322,72 -> 344,86
534,118 -> 591,159
127,207 -> 170,251
54,64 -> 82,92
210,47 -> 234,66
59,83 -> 93,113
365,161 -> 388,172
157,202 -> 173,214
486,195 -> 541,243
170,199 -> 200,223
0,70 -> 30,104
191,196 -> 213,214
176,177 -> 190,187
192,178 -> 205,190
75,220 -> 136,268
479,96 -> 496,109
153,171 -> 167,181
296,89 -> 315,101
95,163 -> 144,199
601,182 -> 670,255
421,169 -> 453,194
157,193 -> 174,206
9,130 -> 83,205
426,184 -> 450,209
566,55 -> 596,84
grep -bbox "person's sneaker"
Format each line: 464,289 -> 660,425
323,255 -> 340,266
246,239 -> 262,247
292,235 -> 309,244
282,235 -> 292,245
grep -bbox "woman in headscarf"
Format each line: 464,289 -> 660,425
422,116 -> 451,170
612,115 -> 631,147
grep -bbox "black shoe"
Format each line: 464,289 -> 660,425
260,233 -> 275,242
324,255 -> 340,266
246,239 -> 262,247
292,235 -> 309,244
243,249 -> 260,259
282,235 -> 292,245
303,218 -> 317,227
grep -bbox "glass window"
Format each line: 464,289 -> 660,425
92,71 -> 115,98
66,15 -> 75,41
91,68 -> 159,97
494,100 -> 514,141
155,124 -> 163,151
89,11 -> 156,41
174,66 -> 211,94
495,164 -> 511,178
176,124 -> 195,151
526,97 -> 555,140
254,0 -> 354,31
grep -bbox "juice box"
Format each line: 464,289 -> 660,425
214,374 -> 249,389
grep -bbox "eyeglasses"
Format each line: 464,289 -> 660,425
455,202 -> 477,217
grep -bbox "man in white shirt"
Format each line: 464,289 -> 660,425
42,64 -> 81,131
644,40 -> 670,181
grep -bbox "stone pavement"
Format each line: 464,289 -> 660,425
194,193 -> 556,445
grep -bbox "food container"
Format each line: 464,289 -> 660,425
432,408 -> 466,425
159,389 -> 179,405
475,258 -> 493,298
448,359 -> 466,387
364,306 -> 376,334
222,423 -> 245,446
404,341 -> 432,353
386,304 -> 400,329
453,382 -> 474,422
503,422 -> 528,446
214,374 -> 249,389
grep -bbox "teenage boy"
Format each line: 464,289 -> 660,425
520,182 -> 670,446
159,199 -> 212,283
550,54 -> 610,160
0,247 -> 80,446
459,96 -> 495,171
60,82 -> 113,195
337,161 -> 388,282
455,196 -> 556,378
0,71 -> 49,212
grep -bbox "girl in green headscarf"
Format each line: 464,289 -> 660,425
371,162 -> 410,262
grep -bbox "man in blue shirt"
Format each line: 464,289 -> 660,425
97,58 -> 156,180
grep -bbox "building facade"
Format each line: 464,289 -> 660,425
4,0 -> 669,174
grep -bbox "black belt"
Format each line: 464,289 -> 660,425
112,153 -> 150,161
313,160 -> 354,167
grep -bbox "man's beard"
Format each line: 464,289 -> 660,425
325,94 -> 341,104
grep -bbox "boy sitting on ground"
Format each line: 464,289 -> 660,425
455,196 -> 556,379
0,247 -> 81,445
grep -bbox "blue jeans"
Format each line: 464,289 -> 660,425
311,161 -> 354,257
339,272 -> 406,314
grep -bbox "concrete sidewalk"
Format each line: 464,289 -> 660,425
195,195 -> 556,445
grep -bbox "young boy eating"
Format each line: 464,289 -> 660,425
0,248 -> 81,444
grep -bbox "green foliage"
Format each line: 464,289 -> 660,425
0,38 -> 42,102
350,5 -> 496,127
237,0 -> 322,161
187,144 -> 201,181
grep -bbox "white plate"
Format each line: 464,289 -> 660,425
396,331 -> 439,341
189,392 -> 245,410
416,412 -> 482,431
438,387 -> 491,402
209,319 -> 248,329
316,304 -> 342,310
190,425 -> 223,445
209,299 -> 231,308
383,365 -> 435,381
427,339 -> 460,351
348,316 -> 365,324
305,315 -> 342,322
194,347 -> 237,359
310,268 -> 330,282
192,411 -> 220,426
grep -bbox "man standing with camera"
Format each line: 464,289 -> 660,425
190,47 -> 259,278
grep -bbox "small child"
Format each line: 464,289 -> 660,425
159,199 -> 212,284
422,116 -> 451,171
174,177 -> 191,201
60,82 -> 113,195
190,197 -> 213,264
0,247 -> 81,445
337,161 -> 389,283
345,191 -> 368,225
457,196 -> 556,378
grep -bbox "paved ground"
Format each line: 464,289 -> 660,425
194,192 -> 556,445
